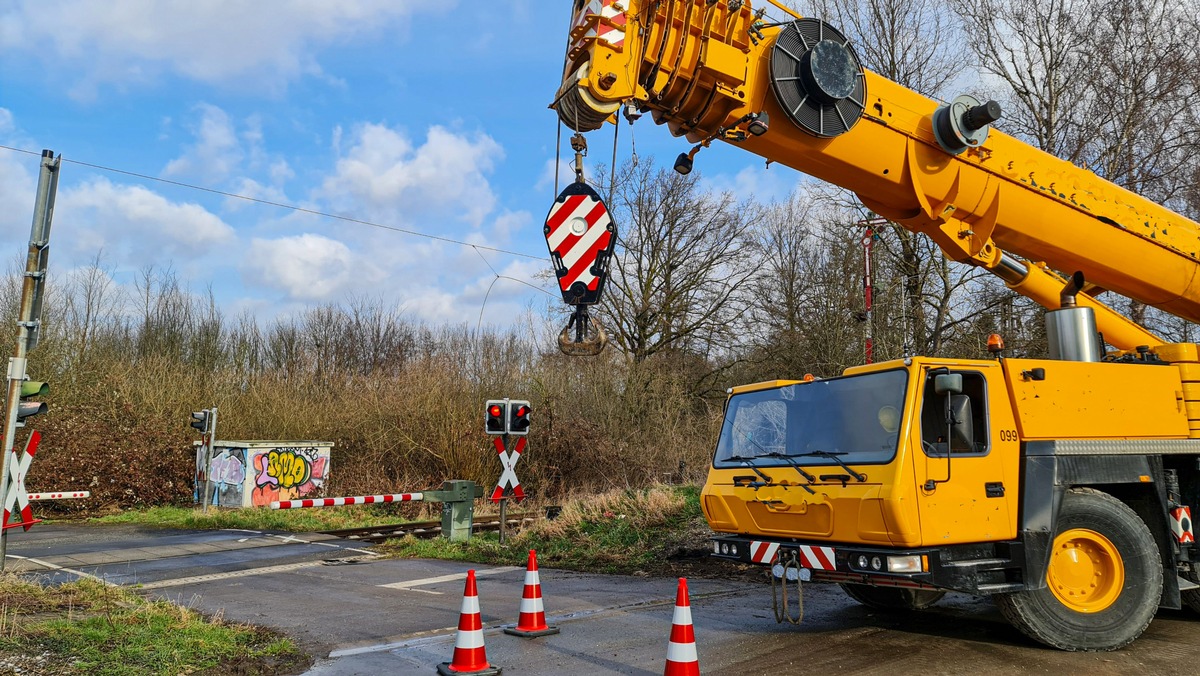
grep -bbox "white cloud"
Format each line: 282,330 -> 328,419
535,157 -> 576,194
318,123 -> 503,227
56,177 -> 236,264
0,151 -> 35,255
0,1 -> 457,96
701,162 -> 802,205
242,233 -> 381,302
163,103 -> 241,183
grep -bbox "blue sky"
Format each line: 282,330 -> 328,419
0,1 -> 798,328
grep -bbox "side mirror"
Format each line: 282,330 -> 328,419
934,373 -> 962,395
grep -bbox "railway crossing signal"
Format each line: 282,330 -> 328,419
484,398 -> 532,509
485,400 -> 507,435
188,407 -> 218,512
491,436 -> 525,503
3,431 -> 42,532
484,399 -> 532,436
16,380 -> 48,426
190,409 -> 212,434
508,400 -> 531,436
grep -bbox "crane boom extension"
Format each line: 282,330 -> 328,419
555,0 -> 1200,350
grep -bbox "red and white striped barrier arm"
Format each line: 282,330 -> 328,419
270,493 -> 423,509
27,491 -> 90,501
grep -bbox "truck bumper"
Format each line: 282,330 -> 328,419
710,534 -> 1027,594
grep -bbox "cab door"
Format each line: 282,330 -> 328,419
913,362 -> 1019,544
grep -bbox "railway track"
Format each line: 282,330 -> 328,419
320,512 -> 541,544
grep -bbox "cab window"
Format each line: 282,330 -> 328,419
919,370 -> 989,456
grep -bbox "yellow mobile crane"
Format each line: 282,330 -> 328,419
552,0 -> 1200,651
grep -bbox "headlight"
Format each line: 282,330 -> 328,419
887,555 -> 924,573
713,541 -> 721,554
856,555 -> 869,569
721,543 -> 730,555
730,544 -> 738,556
871,556 -> 883,571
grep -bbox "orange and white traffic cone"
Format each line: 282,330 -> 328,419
437,570 -> 502,676
504,549 -> 560,637
664,577 -> 700,676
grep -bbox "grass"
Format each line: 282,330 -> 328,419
0,576 -> 309,675
377,484 -> 713,576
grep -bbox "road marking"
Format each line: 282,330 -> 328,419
137,560 -> 332,589
5,554 -> 114,585
263,533 -> 376,556
329,588 -> 748,658
378,566 -> 523,592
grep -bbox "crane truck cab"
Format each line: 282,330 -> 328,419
704,353 -> 1198,649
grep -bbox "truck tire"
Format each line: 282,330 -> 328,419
995,487 -> 1162,651
840,583 -> 945,610
1182,580 -> 1200,614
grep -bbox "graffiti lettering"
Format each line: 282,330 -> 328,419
250,446 -> 330,507
266,450 -> 311,488
210,452 -> 246,486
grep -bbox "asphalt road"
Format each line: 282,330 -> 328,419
6,524 -> 1200,675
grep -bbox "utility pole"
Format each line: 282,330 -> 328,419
1,150 -> 60,570
858,217 -> 887,364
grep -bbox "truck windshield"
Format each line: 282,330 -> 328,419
713,369 -> 908,468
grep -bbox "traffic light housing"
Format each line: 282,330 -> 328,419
16,380 -> 48,425
508,400 -> 531,436
485,400 -> 507,435
190,410 -> 211,434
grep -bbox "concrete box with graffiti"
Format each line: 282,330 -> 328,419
196,441 -> 333,508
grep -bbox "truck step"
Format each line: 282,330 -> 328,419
941,557 -> 1012,570
974,582 -> 1024,594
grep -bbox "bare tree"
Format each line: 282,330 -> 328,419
60,251 -> 124,366
600,159 -> 760,364
950,0 -> 1097,158
796,0 -> 965,97
1082,0 -> 1200,205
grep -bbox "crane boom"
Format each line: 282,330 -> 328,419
555,0 -> 1199,350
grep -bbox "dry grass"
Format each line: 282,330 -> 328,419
23,339 -> 723,512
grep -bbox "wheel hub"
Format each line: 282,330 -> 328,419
1047,528 -> 1124,612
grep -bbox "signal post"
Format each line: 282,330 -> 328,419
0,150 -> 59,570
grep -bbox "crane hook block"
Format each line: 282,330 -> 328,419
543,180 -> 617,306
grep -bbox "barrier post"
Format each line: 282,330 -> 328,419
424,480 -> 484,542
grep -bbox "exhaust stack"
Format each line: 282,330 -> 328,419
1045,271 -> 1103,361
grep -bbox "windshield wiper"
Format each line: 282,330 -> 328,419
761,452 -> 817,494
725,454 -> 775,486
795,450 -> 866,482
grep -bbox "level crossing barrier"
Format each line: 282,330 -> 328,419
267,480 -> 483,541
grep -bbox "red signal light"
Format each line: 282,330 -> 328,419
489,405 -> 502,417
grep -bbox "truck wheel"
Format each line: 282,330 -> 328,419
995,487 -> 1162,651
840,583 -> 945,610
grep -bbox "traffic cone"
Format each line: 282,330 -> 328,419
504,549 -> 560,637
664,577 -> 700,676
437,570 -> 502,676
